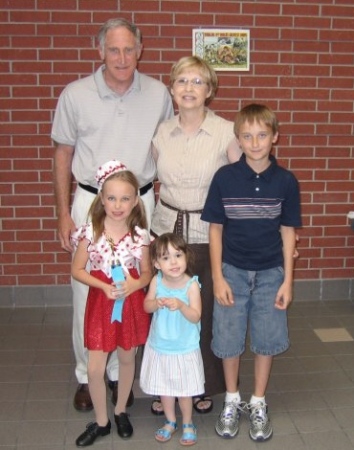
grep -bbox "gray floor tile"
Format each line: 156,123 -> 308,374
269,411 -> 298,435
30,364 -> 72,382
0,401 -> 24,420
331,406 -> 354,430
17,420 -> 66,446
306,370 -> 353,390
41,322 -> 72,337
0,301 -> 353,449
22,400 -> 69,420
0,334 -> 40,350
301,430 -> 354,450
333,354 -> 354,370
346,369 -> 354,382
257,434 -> 307,450
297,354 -> 341,372
289,408 -> 341,433
0,350 -> 36,366
326,341 -> 354,355
281,391 -> 328,412
0,382 -> 28,401
271,356 -> 305,374
307,316 -> 344,328
287,316 -> 313,330
0,323 -> 43,337
34,349 -> 75,365
290,341 -> 331,357
346,428 -> 354,446
0,365 -> 32,383
322,388 -> 354,408
0,421 -> 18,446
288,329 -> 319,343
37,335 -> 72,350
27,381 -> 71,401
272,372 -> 319,392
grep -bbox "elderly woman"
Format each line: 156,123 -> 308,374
149,56 -> 242,415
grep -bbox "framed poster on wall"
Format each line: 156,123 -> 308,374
193,28 -> 250,71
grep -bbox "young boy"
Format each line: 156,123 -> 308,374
201,104 -> 301,442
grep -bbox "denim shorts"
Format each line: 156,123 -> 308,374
211,263 -> 290,358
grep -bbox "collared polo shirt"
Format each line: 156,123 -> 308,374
201,154 -> 302,270
51,65 -> 173,187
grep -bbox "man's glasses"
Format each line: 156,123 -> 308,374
174,78 -> 207,87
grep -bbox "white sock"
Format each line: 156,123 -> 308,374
250,395 -> 265,406
225,391 -> 241,404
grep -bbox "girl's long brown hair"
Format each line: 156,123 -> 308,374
88,170 -> 147,243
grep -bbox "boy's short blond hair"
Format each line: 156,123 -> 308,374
234,104 -> 279,137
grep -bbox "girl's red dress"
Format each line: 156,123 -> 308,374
71,224 -> 151,352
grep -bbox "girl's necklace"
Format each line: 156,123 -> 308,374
105,231 -> 121,267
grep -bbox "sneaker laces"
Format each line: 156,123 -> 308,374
222,400 -> 248,419
248,402 -> 268,425
222,402 -> 237,421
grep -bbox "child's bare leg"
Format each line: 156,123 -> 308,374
178,396 -> 197,445
253,354 -> 273,398
115,347 -> 136,414
223,356 -> 240,393
160,396 -> 176,423
155,396 -> 177,442
178,396 -> 193,425
88,350 -> 109,425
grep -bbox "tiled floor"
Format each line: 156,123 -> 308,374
1,300 -> 354,449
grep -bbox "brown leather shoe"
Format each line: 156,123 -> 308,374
108,380 -> 134,407
74,383 -> 93,412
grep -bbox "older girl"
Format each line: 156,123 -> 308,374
71,160 -> 151,446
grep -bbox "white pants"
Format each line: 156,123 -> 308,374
71,185 -> 155,384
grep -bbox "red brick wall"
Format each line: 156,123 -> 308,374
0,0 -> 353,287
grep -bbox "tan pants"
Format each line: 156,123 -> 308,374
71,185 -> 155,384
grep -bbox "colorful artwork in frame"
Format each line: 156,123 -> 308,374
193,28 -> 250,72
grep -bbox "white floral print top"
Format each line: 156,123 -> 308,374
71,223 -> 150,278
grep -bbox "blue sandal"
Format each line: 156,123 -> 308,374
155,420 -> 178,443
180,423 -> 197,446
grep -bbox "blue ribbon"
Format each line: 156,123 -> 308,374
111,265 -> 125,323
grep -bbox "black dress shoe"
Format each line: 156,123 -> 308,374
75,420 -> 111,447
114,412 -> 133,439
108,380 -> 134,407
73,384 -> 93,412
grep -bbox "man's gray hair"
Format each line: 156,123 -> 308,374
97,18 -> 142,50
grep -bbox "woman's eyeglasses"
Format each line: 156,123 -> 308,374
174,78 -> 207,87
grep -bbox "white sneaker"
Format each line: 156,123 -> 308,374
215,400 -> 243,439
248,402 -> 273,442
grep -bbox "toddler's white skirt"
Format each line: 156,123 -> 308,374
140,341 -> 205,397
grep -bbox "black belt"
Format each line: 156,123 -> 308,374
78,181 -> 153,196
